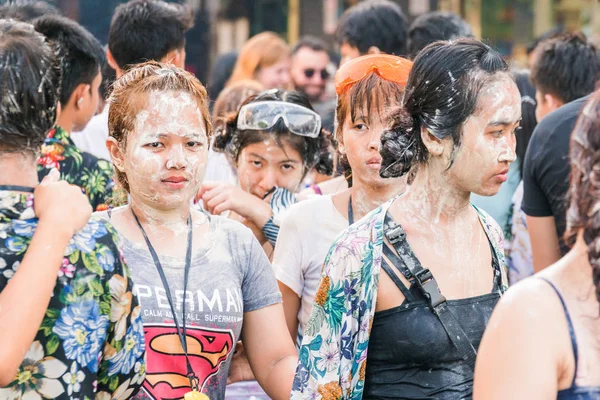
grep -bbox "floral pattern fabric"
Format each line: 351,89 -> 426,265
0,190 -> 146,400
37,126 -> 115,211
505,182 -> 534,284
290,197 -> 508,400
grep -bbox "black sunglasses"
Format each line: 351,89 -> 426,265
304,68 -> 330,80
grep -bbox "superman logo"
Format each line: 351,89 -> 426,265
142,324 -> 234,400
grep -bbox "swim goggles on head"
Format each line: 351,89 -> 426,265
334,54 -> 413,95
237,100 -> 322,138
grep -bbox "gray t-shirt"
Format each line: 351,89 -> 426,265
97,210 -> 281,400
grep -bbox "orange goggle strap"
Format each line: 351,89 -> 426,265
334,54 -> 413,95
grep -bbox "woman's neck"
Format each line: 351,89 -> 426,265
401,164 -> 471,223
129,196 -> 191,227
0,153 -> 39,188
350,175 -> 406,220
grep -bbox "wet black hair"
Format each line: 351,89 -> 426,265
292,35 -> 329,55
0,0 -> 59,22
212,89 -> 334,176
0,19 -> 61,153
33,15 -> 104,106
108,0 -> 193,70
380,39 -> 510,178
336,0 -> 408,57
512,69 -> 537,175
531,33 -> 599,104
407,11 -> 473,59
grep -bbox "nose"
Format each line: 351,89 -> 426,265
311,73 -> 323,83
367,129 -> 380,151
258,167 -> 278,195
498,136 -> 517,163
166,144 -> 187,169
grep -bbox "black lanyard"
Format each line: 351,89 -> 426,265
131,209 -> 199,390
348,195 -> 354,225
0,185 -> 35,193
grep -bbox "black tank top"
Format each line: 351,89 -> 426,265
363,214 -> 503,400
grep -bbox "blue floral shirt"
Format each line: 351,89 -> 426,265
291,198 -> 508,400
0,189 -> 146,400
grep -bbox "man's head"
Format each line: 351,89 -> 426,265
0,19 -> 61,155
336,0 -> 408,65
34,15 -> 104,132
531,33 -> 599,121
407,12 -> 473,59
290,36 -> 331,102
526,27 -> 563,67
0,0 -> 59,22
108,0 -> 193,76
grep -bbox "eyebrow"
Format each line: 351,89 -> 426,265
150,132 -> 205,139
248,152 -> 301,164
487,119 -> 522,127
248,152 -> 266,161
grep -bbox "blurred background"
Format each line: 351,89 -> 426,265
41,0 -> 600,83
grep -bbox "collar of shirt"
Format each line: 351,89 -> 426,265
46,125 -> 75,146
0,190 -> 34,221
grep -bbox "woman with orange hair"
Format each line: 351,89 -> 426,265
271,54 -> 412,345
227,32 -> 291,90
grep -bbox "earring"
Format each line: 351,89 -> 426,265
76,98 -> 83,108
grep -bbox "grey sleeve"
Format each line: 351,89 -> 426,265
242,236 -> 282,313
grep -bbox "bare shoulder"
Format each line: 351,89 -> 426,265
493,276 -> 562,326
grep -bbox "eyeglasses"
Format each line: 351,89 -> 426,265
334,54 -> 413,95
237,100 -> 322,138
304,68 -> 330,80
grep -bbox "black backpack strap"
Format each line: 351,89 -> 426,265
383,217 -> 478,370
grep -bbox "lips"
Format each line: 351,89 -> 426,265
366,157 -> 382,169
494,168 -> 510,183
161,176 -> 189,188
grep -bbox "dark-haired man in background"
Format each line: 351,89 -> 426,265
290,36 -> 334,132
407,11 -> 473,59
34,15 -> 114,211
76,0 -> 194,161
522,33 -> 600,271
336,0 -> 408,64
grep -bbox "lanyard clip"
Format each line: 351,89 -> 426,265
188,372 -> 199,391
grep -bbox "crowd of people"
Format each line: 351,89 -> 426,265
0,0 -> 599,399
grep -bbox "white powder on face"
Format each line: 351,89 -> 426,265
124,91 -> 209,214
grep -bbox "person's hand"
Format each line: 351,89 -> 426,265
227,341 -> 256,385
196,182 -> 271,224
34,169 -> 93,238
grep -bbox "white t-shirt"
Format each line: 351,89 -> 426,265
272,194 -> 348,334
71,105 -> 110,160
204,147 -> 237,186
